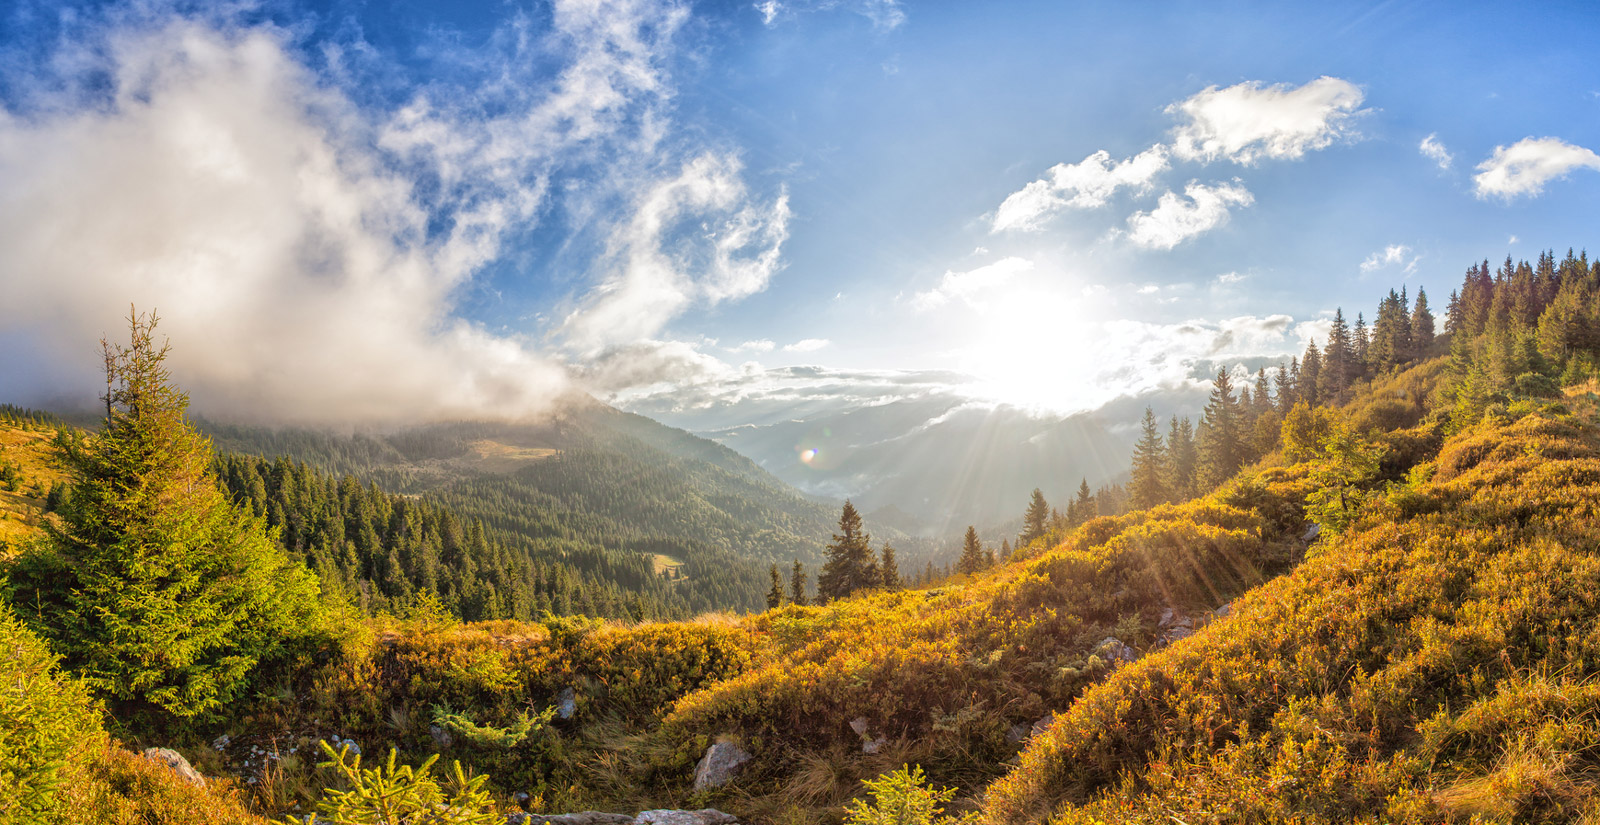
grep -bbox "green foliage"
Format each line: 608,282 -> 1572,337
0,601 -> 104,824
842,765 -> 975,825
5,311 -> 325,720
430,704 -> 553,749
298,742 -> 499,825
1303,422 -> 1388,539
819,501 -> 880,601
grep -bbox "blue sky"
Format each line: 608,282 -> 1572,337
0,0 -> 1597,425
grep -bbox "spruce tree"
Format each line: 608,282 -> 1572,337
789,560 -> 808,606
766,564 -> 785,609
957,526 -> 986,576
1197,367 -> 1243,488
818,501 -> 878,601
1300,341 -> 1323,407
1165,416 -> 1197,501
1129,407 -> 1167,509
1019,488 -> 1049,547
880,545 -> 901,591
1412,287 -> 1435,352
8,310 -> 322,718
1072,478 -> 1096,524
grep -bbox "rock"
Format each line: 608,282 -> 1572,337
1302,523 -> 1322,542
141,747 -> 205,787
557,687 -> 578,720
862,736 -> 887,755
1006,723 -> 1031,744
1214,602 -> 1232,618
515,791 -> 532,806
1096,637 -> 1136,665
508,815 -> 532,825
1030,713 -> 1057,738
848,717 -> 869,737
211,734 -> 231,751
528,814 -> 634,825
430,724 -> 455,750
634,811 -> 738,825
1161,626 -> 1193,645
692,740 -> 752,791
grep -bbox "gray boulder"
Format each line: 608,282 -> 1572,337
1030,713 -> 1057,738
527,814 -> 634,825
1096,637 -> 1136,666
430,724 -> 455,750
634,811 -> 738,825
557,687 -> 578,720
692,740 -> 752,790
141,747 -> 205,787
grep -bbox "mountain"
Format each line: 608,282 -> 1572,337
694,396 -> 1133,535
198,394 -> 918,616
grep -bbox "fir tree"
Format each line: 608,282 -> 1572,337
8,310 -> 322,718
766,563 -> 784,609
1198,367 -> 1244,488
957,526 -> 986,576
1412,287 -> 1435,351
1019,488 -> 1049,547
790,559 -> 808,607
818,501 -> 878,601
1129,407 -> 1167,509
1069,478 -> 1096,526
1165,416 -> 1197,501
1274,361 -> 1295,412
1300,341 -> 1323,407
880,545 -> 901,591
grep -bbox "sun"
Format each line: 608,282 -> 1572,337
955,285 -> 1108,415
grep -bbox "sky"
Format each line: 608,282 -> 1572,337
1,0 -> 1597,428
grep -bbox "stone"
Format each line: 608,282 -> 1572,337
1161,626 -> 1193,645
1005,723 -> 1031,744
1302,523 -> 1322,542
1030,713 -> 1057,738
1096,637 -> 1136,665
692,740 -> 752,790
634,810 -> 738,825
848,717 -> 870,737
528,814 -> 634,825
557,687 -> 578,720
141,747 -> 205,787
862,736 -> 887,755
1215,602 -> 1232,618
430,724 -> 455,750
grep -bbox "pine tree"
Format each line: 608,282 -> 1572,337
1300,341 -> 1323,407
766,564 -> 784,609
1323,309 -> 1352,398
1019,488 -> 1049,547
957,526 -> 986,576
880,545 -> 901,591
818,501 -> 878,601
789,559 -> 808,606
1412,287 -> 1435,352
1197,367 -> 1243,488
1129,407 -> 1167,509
1165,416 -> 1197,501
1273,361 -> 1295,412
8,310 -> 322,718
1069,478 -> 1096,526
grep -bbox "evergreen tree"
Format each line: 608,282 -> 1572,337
880,545 -> 901,591
957,526 -> 986,576
1353,313 -> 1370,373
1253,368 -> 1273,416
1069,478 -> 1097,526
1129,407 -> 1167,509
1300,341 -> 1323,407
790,559 -> 808,607
1274,361 -> 1296,412
1412,287 -> 1435,352
1323,309 -> 1353,398
1019,488 -> 1049,547
818,501 -> 878,601
1165,416 -> 1197,501
766,563 -> 784,609
7,311 -> 322,719
1197,367 -> 1243,488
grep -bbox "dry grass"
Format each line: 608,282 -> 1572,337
0,424 -> 66,547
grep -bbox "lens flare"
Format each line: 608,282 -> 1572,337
800,448 -> 819,464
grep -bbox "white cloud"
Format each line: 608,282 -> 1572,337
912,256 -> 1034,310
731,339 -> 775,353
1473,136 -> 1600,199
560,153 -> 791,352
991,145 -> 1168,232
1168,76 -> 1367,165
1509,234 -> 1521,245
1136,285 -> 1160,295
1215,271 -> 1246,285
752,0 -> 904,30
1419,133 -> 1453,170
1124,181 -> 1254,249
1360,244 -> 1419,275
783,338 -> 831,352
755,1 -> 782,25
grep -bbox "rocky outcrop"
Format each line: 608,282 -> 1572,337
515,811 -> 737,825
1096,637 -> 1136,666
692,740 -> 752,790
141,747 -> 205,787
